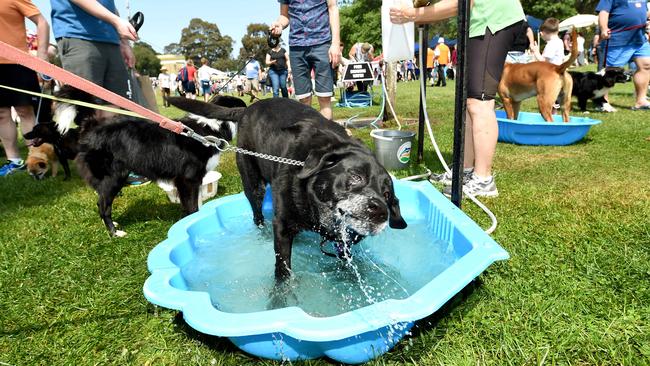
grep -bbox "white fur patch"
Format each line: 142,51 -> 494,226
593,87 -> 610,99
227,121 -> 237,139
330,194 -> 389,240
54,104 -> 78,134
206,154 -> 220,172
188,113 -> 224,131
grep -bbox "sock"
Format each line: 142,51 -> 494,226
463,167 -> 474,173
473,173 -> 493,182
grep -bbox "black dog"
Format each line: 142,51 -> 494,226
569,68 -> 627,112
53,87 -> 242,237
23,123 -> 79,180
170,97 -> 407,282
210,94 -> 247,108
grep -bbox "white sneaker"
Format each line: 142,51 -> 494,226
430,168 -> 474,186
443,173 -> 499,198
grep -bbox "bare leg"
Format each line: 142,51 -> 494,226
633,57 -> 650,108
317,96 -> 332,120
466,98 -> 498,178
0,107 -> 20,160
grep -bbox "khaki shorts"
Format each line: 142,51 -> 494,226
245,78 -> 259,92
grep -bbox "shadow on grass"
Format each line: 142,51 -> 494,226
0,173 -> 86,214
172,313 -> 245,356
405,278 -> 481,340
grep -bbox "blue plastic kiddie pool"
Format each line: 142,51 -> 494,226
496,110 -> 601,145
144,179 -> 509,364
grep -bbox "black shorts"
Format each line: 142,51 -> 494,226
0,64 -> 40,108
467,21 -> 523,101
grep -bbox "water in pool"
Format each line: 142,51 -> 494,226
181,216 -> 459,317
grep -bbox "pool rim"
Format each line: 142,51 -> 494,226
143,179 -> 509,342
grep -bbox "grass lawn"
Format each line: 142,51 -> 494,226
1,70 -> 649,365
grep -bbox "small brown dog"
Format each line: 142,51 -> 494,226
498,28 -> 578,122
26,143 -> 58,180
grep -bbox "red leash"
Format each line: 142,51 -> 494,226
0,40 -> 185,134
602,24 -> 647,68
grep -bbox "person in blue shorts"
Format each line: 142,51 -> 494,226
597,0 -> 650,110
271,0 -> 342,120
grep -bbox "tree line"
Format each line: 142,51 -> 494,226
133,0 -> 601,76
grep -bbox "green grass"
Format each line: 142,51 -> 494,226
1,72 -> 649,365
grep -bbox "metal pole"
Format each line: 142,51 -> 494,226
450,0 -> 471,207
417,25 -> 428,163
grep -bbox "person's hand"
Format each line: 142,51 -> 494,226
530,43 -> 539,54
390,2 -> 416,24
114,17 -> 138,41
270,22 -> 283,37
329,43 -> 341,68
120,40 -> 136,68
600,27 -> 611,40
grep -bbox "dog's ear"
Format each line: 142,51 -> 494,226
388,195 -> 407,229
297,150 -> 347,179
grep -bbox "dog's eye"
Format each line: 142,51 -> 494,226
384,191 -> 391,201
348,173 -> 364,186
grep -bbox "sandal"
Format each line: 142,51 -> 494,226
631,104 -> 650,110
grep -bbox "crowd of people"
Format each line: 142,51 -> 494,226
1,0 -> 648,199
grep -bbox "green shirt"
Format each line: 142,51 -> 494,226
469,0 -> 526,38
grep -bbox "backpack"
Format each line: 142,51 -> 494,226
178,67 -> 189,83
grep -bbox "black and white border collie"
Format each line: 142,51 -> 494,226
569,67 -> 627,112
53,86 -> 243,237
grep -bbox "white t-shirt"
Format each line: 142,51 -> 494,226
158,73 -> 171,88
198,65 -> 219,82
542,36 -> 564,65
576,36 -> 585,52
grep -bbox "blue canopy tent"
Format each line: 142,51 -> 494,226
526,15 -> 543,33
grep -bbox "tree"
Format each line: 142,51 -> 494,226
339,0 -> 382,54
178,18 -> 233,63
163,42 -> 182,55
133,42 -> 161,76
238,23 -> 270,64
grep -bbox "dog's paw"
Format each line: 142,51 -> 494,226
114,230 -> 127,238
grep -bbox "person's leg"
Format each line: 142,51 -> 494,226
13,105 -> 36,146
0,107 -> 20,160
269,69 -> 280,97
467,98 -> 498,178
279,70 -> 289,98
633,56 -> 650,108
309,43 -> 334,119
290,46 -> 315,108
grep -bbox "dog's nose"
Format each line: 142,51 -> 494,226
367,198 -> 388,220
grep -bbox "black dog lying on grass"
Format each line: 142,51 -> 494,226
169,97 -> 408,282
52,86 -> 241,237
569,68 -> 627,112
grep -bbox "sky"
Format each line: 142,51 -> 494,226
29,0 -> 288,56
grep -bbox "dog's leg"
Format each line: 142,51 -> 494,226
578,97 -> 588,112
561,76 -> 573,122
60,158 -> 71,180
97,176 -> 128,237
272,217 -> 295,281
51,161 -> 58,178
512,101 -> 521,121
537,94 -> 555,122
175,177 -> 201,216
237,155 -> 266,226
501,96 -> 516,119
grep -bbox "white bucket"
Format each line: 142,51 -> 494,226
381,0 -> 415,62
158,171 -> 222,205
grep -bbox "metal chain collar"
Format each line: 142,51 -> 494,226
181,126 -> 305,167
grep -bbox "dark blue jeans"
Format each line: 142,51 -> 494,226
268,68 -> 288,98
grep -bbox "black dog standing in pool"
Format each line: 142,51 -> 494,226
170,97 -> 407,287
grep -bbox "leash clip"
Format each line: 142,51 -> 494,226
181,126 -> 229,150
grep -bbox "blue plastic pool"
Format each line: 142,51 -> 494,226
144,179 -> 509,364
496,110 -> 601,145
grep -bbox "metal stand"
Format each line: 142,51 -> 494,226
450,0 -> 471,208
417,25 -> 428,163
